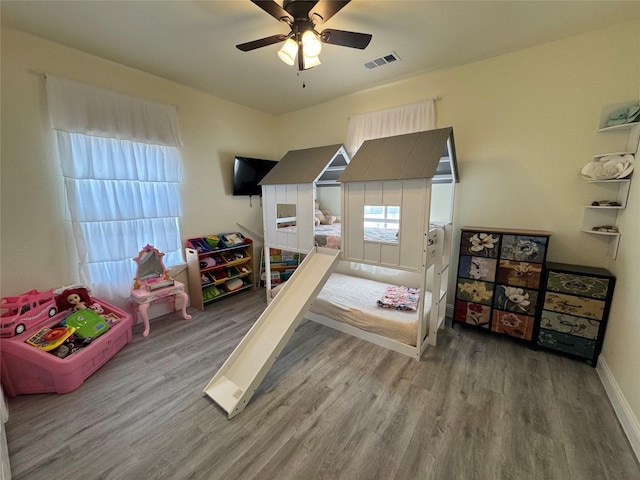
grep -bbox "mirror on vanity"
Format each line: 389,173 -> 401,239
133,244 -> 175,291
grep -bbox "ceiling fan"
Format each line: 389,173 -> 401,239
237,0 -> 373,71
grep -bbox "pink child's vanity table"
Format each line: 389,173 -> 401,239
128,245 -> 191,337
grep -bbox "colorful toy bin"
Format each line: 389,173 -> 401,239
0,297 -> 132,396
206,235 -> 220,249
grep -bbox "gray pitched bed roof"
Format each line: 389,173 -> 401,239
259,144 -> 349,185
338,127 -> 458,184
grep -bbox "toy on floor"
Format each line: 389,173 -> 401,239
314,199 -> 336,226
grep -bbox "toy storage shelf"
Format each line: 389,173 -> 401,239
186,234 -> 255,311
259,248 -> 302,287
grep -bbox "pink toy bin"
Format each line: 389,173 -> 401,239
0,299 -> 132,397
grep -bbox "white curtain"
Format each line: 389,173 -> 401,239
46,75 -> 184,300
345,99 -> 437,276
345,99 -> 436,156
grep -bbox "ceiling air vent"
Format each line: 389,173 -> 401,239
364,52 -> 400,70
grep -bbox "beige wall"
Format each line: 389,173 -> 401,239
276,21 -> 640,440
601,21 -> 640,447
1,20 -> 639,451
1,28 -> 279,296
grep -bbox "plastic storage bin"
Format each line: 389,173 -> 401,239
0,299 -> 132,396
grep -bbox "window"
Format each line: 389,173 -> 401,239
276,203 -> 297,229
46,75 -> 184,299
364,205 -> 400,243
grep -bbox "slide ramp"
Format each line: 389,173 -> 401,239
204,246 -> 340,419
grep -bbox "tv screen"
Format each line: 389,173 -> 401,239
233,156 -> 277,196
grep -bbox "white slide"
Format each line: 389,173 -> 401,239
203,246 -> 340,419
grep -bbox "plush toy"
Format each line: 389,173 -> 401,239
200,257 -> 217,269
89,302 -> 104,315
314,199 -> 336,225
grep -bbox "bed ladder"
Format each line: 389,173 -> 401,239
203,246 -> 340,419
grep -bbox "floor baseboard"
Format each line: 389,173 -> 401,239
597,355 -> 640,463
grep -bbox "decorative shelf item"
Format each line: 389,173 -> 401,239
580,102 -> 639,259
580,154 -> 634,180
602,103 -> 640,128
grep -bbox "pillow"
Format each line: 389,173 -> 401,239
377,286 -> 420,312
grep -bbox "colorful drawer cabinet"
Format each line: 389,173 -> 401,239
453,227 -> 550,342
535,262 -> 615,366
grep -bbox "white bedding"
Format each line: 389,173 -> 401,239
309,273 -> 432,346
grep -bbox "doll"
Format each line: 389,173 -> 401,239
67,293 -> 88,310
56,287 -> 92,312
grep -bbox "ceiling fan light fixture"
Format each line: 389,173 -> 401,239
303,54 -> 321,70
277,37 -> 298,65
301,29 -> 322,57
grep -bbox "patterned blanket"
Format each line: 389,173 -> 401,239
377,285 -> 421,312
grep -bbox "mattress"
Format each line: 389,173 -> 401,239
309,273 -> 432,346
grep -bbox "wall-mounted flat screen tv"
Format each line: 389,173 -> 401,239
232,156 -> 278,196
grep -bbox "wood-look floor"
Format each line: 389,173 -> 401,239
5,289 -> 640,480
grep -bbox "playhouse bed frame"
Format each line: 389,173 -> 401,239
260,128 -> 459,358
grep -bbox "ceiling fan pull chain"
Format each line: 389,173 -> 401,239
297,70 -> 306,89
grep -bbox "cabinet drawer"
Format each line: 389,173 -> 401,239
545,271 -> 611,300
539,310 -> 600,340
459,231 -> 501,258
457,255 -> 497,282
543,292 -> 605,320
493,284 -> 539,317
497,260 -> 542,289
456,278 -> 494,306
500,235 -> 548,263
491,309 -> 535,340
454,300 -> 490,329
537,328 -> 596,360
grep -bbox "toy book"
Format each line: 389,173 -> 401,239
26,325 -> 76,351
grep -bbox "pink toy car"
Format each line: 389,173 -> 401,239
0,289 -> 58,337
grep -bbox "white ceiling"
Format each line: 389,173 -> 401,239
2,1 -> 639,115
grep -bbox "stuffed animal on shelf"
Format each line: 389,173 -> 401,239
314,199 -> 336,226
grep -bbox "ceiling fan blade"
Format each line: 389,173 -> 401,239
308,0 -> 350,24
320,29 -> 372,49
236,34 -> 288,52
251,0 -> 293,22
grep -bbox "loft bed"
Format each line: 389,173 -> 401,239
262,128 -> 459,357
274,223 -> 452,358
260,144 -> 350,276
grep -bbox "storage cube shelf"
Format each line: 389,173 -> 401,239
186,233 -> 255,310
259,248 -> 302,287
453,227 -> 550,342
